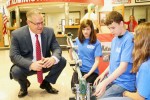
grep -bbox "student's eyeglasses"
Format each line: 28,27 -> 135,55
29,20 -> 44,26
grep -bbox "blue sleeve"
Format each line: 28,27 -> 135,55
121,37 -> 133,63
137,63 -> 150,99
95,41 -> 102,57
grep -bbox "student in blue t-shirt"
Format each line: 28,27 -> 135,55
68,19 -> 102,88
99,22 -> 150,100
122,22 -> 150,100
93,11 -> 136,99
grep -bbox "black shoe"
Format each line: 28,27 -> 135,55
18,88 -> 28,98
18,79 -> 30,98
40,80 -> 59,94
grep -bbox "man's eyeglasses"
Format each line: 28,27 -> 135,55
29,20 -> 44,26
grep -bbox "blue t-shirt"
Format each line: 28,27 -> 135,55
109,31 -> 136,91
136,58 -> 150,100
75,38 -> 102,74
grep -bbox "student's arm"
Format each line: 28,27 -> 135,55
102,62 -> 128,85
94,65 -> 109,86
101,65 -> 109,78
124,21 -> 129,24
94,62 -> 128,97
83,56 -> 100,79
123,91 -> 145,100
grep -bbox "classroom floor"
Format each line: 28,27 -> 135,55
0,50 -> 75,100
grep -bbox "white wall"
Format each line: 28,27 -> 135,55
124,7 -> 132,21
46,9 -> 84,34
46,13 -> 65,34
134,6 -> 146,22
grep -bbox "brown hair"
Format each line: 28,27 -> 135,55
132,22 -> 150,73
78,19 -> 96,44
129,15 -> 136,21
105,11 -> 124,26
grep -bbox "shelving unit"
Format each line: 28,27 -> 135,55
65,25 -> 80,39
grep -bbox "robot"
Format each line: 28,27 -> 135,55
67,32 -> 96,100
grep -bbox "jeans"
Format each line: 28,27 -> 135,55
97,83 -> 126,99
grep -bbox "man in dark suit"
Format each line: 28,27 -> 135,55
9,9 -> 66,98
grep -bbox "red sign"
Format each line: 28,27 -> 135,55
7,0 -> 104,8
96,34 -> 114,74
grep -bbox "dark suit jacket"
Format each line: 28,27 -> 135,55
9,25 -> 62,78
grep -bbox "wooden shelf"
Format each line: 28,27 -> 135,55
65,25 -> 80,28
65,25 -> 79,39
55,34 -> 66,37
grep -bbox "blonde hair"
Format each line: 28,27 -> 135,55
26,9 -> 43,21
132,22 -> 150,73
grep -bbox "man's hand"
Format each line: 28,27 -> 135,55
29,57 -> 56,71
42,57 -> 56,68
30,60 -> 44,71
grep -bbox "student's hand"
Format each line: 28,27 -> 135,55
123,91 -> 128,97
93,80 -> 107,97
42,57 -> 56,68
83,73 -> 89,79
30,61 -> 44,71
93,73 -> 105,86
94,77 -> 100,86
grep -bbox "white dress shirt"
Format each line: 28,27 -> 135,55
29,28 -> 59,64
